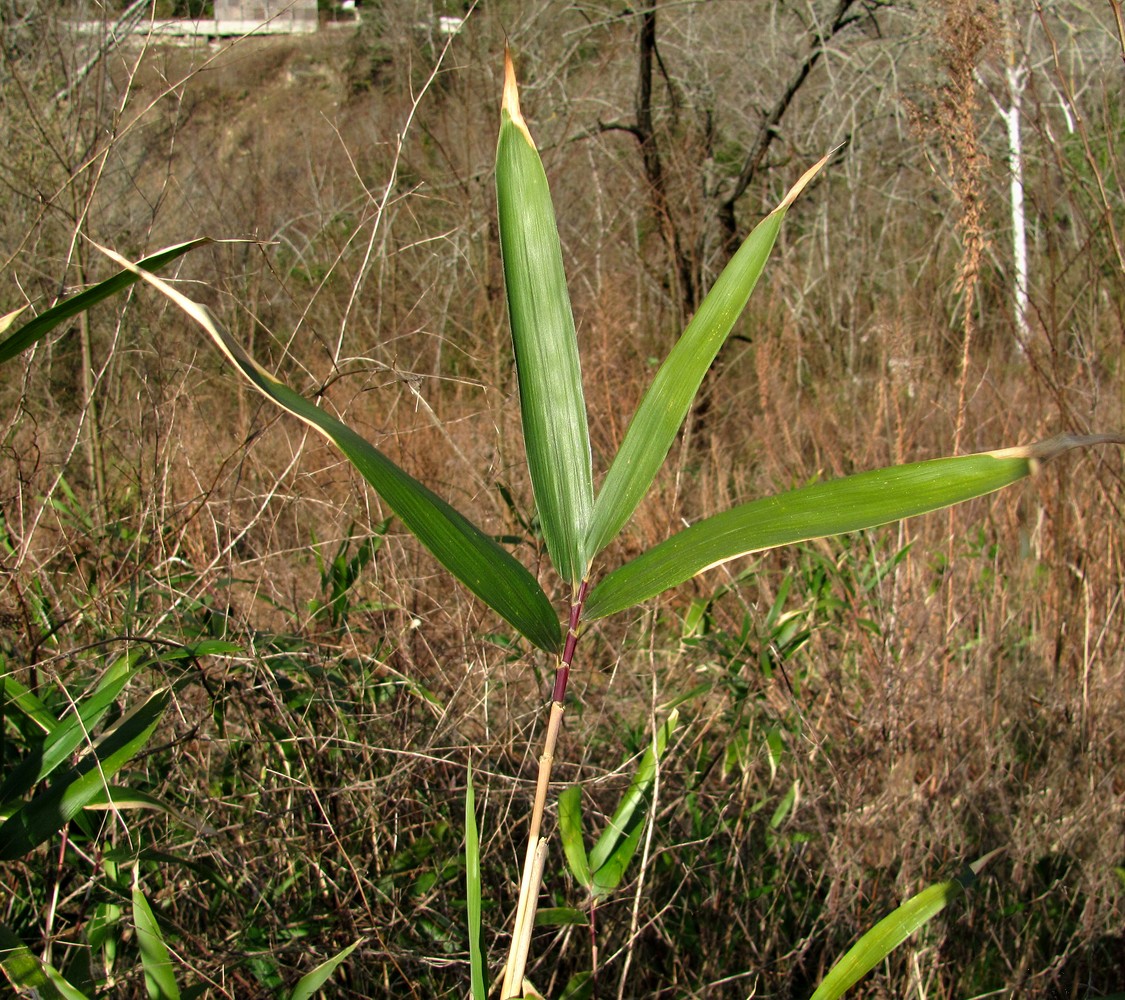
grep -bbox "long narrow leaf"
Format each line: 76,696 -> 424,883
0,922 -> 89,1000
0,671 -> 59,735
93,243 -> 562,655
464,763 -> 487,1000
0,689 -> 170,860
585,157 -> 828,560
0,238 -> 209,366
132,887 -> 180,1000
584,437 -> 1121,621
0,651 -> 141,802
557,785 -> 592,889
590,812 -> 646,898
808,851 -> 999,1000
496,49 -> 593,587
588,710 -> 678,874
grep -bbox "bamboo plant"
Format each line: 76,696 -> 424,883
2,49 -> 1122,1000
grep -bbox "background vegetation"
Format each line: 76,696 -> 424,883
1,0 -> 1122,996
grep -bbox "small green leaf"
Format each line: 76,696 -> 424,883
558,785 -> 591,888
496,51 -> 593,587
93,243 -> 562,655
559,970 -> 594,1000
288,938 -> 363,1000
585,157 -> 829,559
534,907 -> 588,927
769,780 -> 798,830
132,887 -> 180,1000
0,239 -> 209,366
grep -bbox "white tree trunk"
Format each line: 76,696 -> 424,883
1004,58 -> 1030,348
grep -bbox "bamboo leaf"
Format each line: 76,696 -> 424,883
584,437 -> 1123,621
589,710 -> 678,874
0,689 -> 170,860
558,785 -> 592,889
92,243 -> 562,655
0,922 -> 90,999
496,50 -> 593,587
591,812 -> 645,898
585,157 -> 829,560
0,651 -> 142,803
288,938 -> 363,1000
808,851 -> 1000,1000
1,671 -> 62,736
0,239 -> 209,366
465,763 -> 487,1000
132,887 -> 180,1000
559,971 -> 594,1000
535,907 -> 588,927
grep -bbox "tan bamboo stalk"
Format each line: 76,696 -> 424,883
501,584 -> 587,998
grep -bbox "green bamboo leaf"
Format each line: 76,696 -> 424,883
0,651 -> 142,803
0,239 -> 209,366
535,907 -> 588,927
589,710 -> 675,872
464,763 -> 487,1000
0,922 -> 90,999
591,813 -> 646,898
808,851 -> 1000,1000
0,689 -> 170,860
92,242 -> 562,655
288,938 -> 363,1000
559,971 -> 594,1000
558,785 -> 592,889
132,886 -> 180,1000
496,50 -> 593,587
584,437 -> 1123,621
0,671 -> 60,735
83,786 -> 174,813
585,156 -> 829,560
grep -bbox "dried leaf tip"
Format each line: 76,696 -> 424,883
777,150 -> 833,212
502,47 -> 533,143
988,432 -> 1125,463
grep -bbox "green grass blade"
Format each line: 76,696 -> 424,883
93,243 -> 562,655
0,239 -> 209,366
464,763 -> 487,1000
585,157 -> 829,560
496,50 -> 593,587
586,447 -> 1042,621
131,887 -> 180,1000
0,689 -> 170,860
288,938 -> 363,1000
807,850 -> 1001,1000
